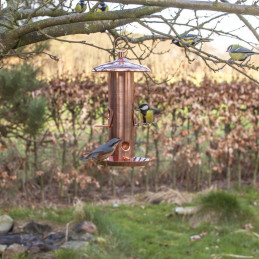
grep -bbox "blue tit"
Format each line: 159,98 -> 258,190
137,104 -> 161,124
172,34 -> 213,47
75,0 -> 87,13
96,2 -> 109,12
227,44 -> 259,62
81,138 -> 121,161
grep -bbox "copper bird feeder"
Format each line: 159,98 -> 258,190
92,41 -> 151,167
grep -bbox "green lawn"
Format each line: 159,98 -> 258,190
2,188 -> 259,259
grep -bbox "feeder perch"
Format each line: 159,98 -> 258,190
92,41 -> 151,167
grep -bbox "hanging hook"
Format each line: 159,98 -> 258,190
113,36 -> 129,58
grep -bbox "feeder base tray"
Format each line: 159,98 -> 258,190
98,156 -> 151,167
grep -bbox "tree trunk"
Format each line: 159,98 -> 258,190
60,139 -> 67,197
154,135 -> 160,192
237,150 -> 242,188
145,125 -> 150,192
253,150 -> 259,188
130,167 -> 135,196
227,150 -> 231,189
24,140 -> 31,199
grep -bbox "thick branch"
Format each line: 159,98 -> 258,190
11,6 -> 164,38
105,0 -> 259,16
16,7 -> 69,20
18,19 -> 136,47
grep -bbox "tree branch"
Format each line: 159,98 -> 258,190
16,7 -> 69,20
104,0 -> 259,16
18,18 -> 137,47
11,6 -> 164,38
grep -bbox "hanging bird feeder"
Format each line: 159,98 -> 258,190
92,38 -> 151,167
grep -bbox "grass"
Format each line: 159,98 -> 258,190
3,189 -> 259,259
196,191 -> 254,224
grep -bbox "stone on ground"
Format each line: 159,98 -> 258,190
61,241 -> 89,250
23,222 -> 52,234
0,244 -> 7,255
72,221 -> 97,234
0,215 -> 13,234
2,243 -> 28,259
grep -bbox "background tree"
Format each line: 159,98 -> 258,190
0,0 -> 258,81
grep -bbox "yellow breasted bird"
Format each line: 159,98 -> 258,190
227,44 -> 259,62
96,2 -> 108,12
81,138 -> 121,162
75,0 -> 87,13
137,104 -> 160,124
172,34 -> 213,47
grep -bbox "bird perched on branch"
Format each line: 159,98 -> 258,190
227,44 -> 259,63
172,34 -> 213,47
96,2 -> 109,12
75,0 -> 87,13
137,104 -> 161,124
80,138 -> 121,162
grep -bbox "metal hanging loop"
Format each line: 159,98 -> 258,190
113,36 -> 129,58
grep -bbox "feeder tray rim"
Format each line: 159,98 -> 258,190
97,156 -> 151,167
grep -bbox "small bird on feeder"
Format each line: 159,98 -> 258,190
96,2 -> 109,12
227,44 -> 259,63
137,104 -> 160,125
75,0 -> 87,13
172,34 -> 213,47
80,138 -> 121,161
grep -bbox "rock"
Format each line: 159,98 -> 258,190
71,232 -> 94,241
0,244 -> 7,254
2,243 -> 28,259
44,232 -> 65,249
0,215 -> 14,234
72,221 -> 97,234
175,206 -> 199,216
28,246 -> 41,254
190,235 -> 201,242
23,222 -> 52,234
0,233 -> 43,246
60,241 -> 89,250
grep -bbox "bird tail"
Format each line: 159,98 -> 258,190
200,38 -> 213,42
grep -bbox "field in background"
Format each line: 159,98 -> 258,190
30,33 -> 259,82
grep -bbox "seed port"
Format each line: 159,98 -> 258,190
121,141 -> 130,151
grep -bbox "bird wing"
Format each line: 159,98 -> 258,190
231,47 -> 256,54
81,143 -> 113,161
151,108 -> 161,115
180,34 -> 197,39
81,148 -> 113,161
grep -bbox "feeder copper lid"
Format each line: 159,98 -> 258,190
92,51 -> 150,72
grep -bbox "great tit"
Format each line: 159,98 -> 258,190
96,2 -> 109,12
172,34 -> 213,47
75,0 -> 87,13
137,104 -> 160,124
81,138 -> 121,161
227,44 -> 259,62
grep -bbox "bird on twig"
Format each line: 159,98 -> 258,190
227,44 -> 259,64
75,0 -> 87,13
172,34 -> 213,47
96,2 -> 109,12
